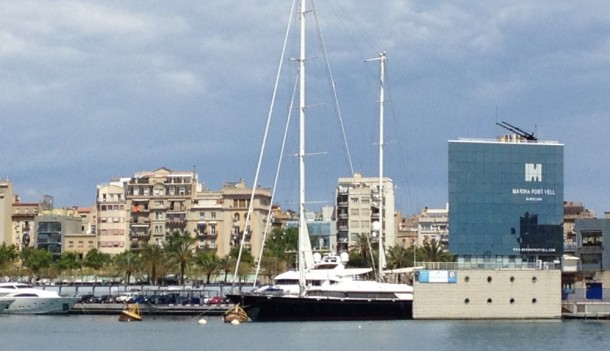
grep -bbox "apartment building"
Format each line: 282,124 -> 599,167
417,205 -> 449,247
123,168 -> 196,249
96,179 -> 130,255
95,168 -> 272,258
12,199 -> 40,250
0,179 -> 13,245
211,180 -> 271,258
35,213 -> 81,257
335,173 -> 395,254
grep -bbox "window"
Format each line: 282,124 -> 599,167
210,225 -> 216,235
211,212 -> 216,219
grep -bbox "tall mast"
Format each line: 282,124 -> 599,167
367,51 -> 387,280
378,52 -> 386,280
298,0 -> 308,293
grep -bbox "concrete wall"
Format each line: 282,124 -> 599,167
413,269 -> 561,319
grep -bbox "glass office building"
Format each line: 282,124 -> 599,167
448,138 -> 564,262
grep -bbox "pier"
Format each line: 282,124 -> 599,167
69,303 -> 232,316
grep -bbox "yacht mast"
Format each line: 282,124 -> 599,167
378,52 -> 387,280
367,51 -> 387,281
298,0 -> 308,293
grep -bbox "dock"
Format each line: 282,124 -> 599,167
69,303 -> 232,316
562,301 -> 610,319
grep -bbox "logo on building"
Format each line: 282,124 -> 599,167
525,163 -> 542,182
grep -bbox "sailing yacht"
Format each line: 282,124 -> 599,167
225,0 -> 413,321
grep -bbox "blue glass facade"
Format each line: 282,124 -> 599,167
448,139 -> 564,260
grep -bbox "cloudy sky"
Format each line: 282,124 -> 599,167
1,1 -> 608,216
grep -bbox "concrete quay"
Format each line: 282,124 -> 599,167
562,301 -> 610,319
69,303 -> 232,316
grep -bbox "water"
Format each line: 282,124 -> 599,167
1,315 -> 609,351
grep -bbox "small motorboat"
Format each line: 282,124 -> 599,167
224,304 -> 248,323
119,303 -> 142,322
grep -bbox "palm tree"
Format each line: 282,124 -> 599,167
386,245 -> 410,269
165,230 -> 195,285
421,239 -> 453,262
114,251 -> 139,285
218,256 -> 232,283
348,233 -> 375,268
195,252 -> 221,284
139,243 -> 165,285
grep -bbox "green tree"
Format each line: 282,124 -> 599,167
114,251 -> 139,285
264,228 -> 297,258
165,230 -> 195,285
195,251 -> 221,284
139,243 -> 165,285
57,251 -> 82,272
83,248 -> 112,271
0,243 -> 19,273
218,256 -> 232,283
421,239 -> 453,262
258,255 -> 287,284
20,248 -> 53,282
348,233 -> 376,268
386,245 -> 410,269
262,227 -> 298,270
229,246 -> 254,283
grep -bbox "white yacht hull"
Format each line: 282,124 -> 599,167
0,297 -> 15,312
3,297 -> 79,314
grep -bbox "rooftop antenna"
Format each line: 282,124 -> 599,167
496,121 -> 537,141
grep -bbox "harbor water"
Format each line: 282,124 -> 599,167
1,315 -> 609,351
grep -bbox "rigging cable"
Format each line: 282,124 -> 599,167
232,0 -> 298,288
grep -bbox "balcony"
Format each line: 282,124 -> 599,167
130,229 -> 150,238
197,232 -> 218,239
131,216 -> 150,225
166,218 -> 186,227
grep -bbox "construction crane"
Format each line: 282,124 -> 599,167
496,121 -> 537,141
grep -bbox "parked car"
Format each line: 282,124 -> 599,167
127,295 -> 148,304
99,295 -> 116,303
207,296 -> 224,305
78,294 -> 101,303
115,292 -> 138,303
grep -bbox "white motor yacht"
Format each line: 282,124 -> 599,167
0,297 -> 16,312
0,282 -> 79,314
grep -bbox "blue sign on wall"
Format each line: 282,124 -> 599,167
418,270 -> 457,283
